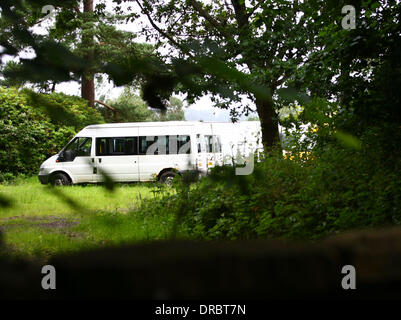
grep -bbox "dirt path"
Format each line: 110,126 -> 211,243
0,215 -> 79,231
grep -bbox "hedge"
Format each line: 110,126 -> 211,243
0,87 -> 104,180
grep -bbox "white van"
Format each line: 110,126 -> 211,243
38,121 -> 217,185
205,121 -> 263,165
201,123 -> 223,168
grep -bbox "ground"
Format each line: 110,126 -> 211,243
0,176 -> 173,262
2,178 -> 401,299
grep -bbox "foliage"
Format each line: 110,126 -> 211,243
132,111 -> 401,241
0,0 -> 332,147
126,0 -> 331,146
100,87 -> 185,122
299,0 -> 401,155
0,87 -> 104,179
0,0 -> 400,249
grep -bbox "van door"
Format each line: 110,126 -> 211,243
138,126 -> 193,181
94,135 -> 139,183
58,137 -> 95,183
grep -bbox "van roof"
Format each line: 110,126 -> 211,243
84,121 -> 203,129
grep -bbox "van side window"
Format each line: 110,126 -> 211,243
177,135 -> 191,154
64,137 -> 91,157
197,134 -> 205,153
139,136 -> 158,155
112,138 -> 125,155
97,138 -> 107,156
215,135 -> 222,153
78,138 -> 92,156
139,135 -> 191,155
59,137 -> 91,162
96,137 -> 138,156
125,137 -> 138,155
204,135 -> 222,153
205,135 -> 213,152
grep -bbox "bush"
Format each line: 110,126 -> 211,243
136,137 -> 401,241
0,87 -> 104,178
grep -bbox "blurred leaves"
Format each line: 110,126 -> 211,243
45,185 -> 88,213
97,169 -> 116,193
22,89 -> 79,127
197,57 -> 271,103
0,194 -> 13,208
0,0 -> 325,132
334,131 -> 362,150
276,87 -> 312,106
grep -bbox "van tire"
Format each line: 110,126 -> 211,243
159,171 -> 176,186
51,173 -> 70,186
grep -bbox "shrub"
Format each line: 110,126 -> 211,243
136,137 -> 401,241
0,87 -> 104,178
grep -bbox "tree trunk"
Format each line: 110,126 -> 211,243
255,97 -> 280,149
81,0 -> 95,108
81,75 -> 95,108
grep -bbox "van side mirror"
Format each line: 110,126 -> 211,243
57,152 -> 65,162
58,150 -> 76,162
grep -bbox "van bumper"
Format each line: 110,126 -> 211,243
38,174 -> 50,185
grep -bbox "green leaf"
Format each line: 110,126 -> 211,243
0,194 -> 13,208
335,131 -> 362,150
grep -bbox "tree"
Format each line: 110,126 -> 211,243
0,0 -> 155,111
157,96 -> 186,121
246,115 -> 259,121
100,86 -> 185,122
55,1 -> 158,109
123,0 -> 323,148
298,0 -> 401,156
81,0 -> 95,107
0,0 -> 88,94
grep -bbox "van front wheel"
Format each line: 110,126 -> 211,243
159,171 -> 176,186
51,173 -> 70,186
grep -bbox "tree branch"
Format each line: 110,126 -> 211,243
94,100 -> 116,112
231,0 -> 249,29
135,0 -> 193,57
245,0 -> 263,19
188,0 -> 231,39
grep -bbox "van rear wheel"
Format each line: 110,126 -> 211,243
159,171 -> 177,186
51,173 -> 70,186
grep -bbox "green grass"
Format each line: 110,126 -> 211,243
0,176 -> 175,262
0,176 -> 160,217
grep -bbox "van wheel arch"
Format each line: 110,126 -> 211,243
50,171 -> 72,186
158,168 -> 180,184
157,168 -> 180,181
